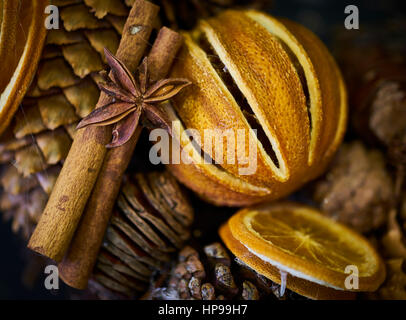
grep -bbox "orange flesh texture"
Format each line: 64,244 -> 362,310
220,222 -> 357,300
228,203 -> 386,291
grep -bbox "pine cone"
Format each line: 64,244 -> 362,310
335,24 -> 406,148
0,184 -> 47,240
380,208 -> 406,259
369,82 -> 406,148
402,193 -> 406,232
335,27 -> 406,201
0,0 -> 131,239
88,170 -> 194,300
148,243 -> 304,300
313,141 -> 395,233
371,258 -> 406,300
0,0 -> 197,298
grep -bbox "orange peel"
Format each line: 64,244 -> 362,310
0,0 -> 48,135
220,202 -> 386,298
0,0 -> 20,90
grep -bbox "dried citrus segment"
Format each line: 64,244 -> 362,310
228,202 -> 385,291
219,223 -> 356,300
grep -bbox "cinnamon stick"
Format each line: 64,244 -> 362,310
58,27 -> 183,289
27,0 -> 159,262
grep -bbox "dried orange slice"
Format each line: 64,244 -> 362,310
0,0 -> 48,135
220,223 -> 355,300
222,202 -> 385,298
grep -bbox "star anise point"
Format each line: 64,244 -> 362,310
76,49 -> 191,148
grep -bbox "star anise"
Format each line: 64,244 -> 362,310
76,48 -> 191,148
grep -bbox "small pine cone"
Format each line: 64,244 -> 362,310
0,176 -> 48,240
372,259 -> 406,300
335,26 -> 406,206
89,170 -> 194,299
241,280 -> 259,300
402,194 -> 406,231
335,25 -> 406,149
313,141 -> 395,233
0,0 -> 132,239
380,208 -> 406,259
369,82 -> 406,148
150,243 -> 301,300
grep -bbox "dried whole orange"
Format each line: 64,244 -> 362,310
166,10 -> 347,206
0,0 -> 48,135
220,202 -> 385,299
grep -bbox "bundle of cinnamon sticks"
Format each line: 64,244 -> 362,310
28,0 -> 184,290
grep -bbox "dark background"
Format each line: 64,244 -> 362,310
0,0 -> 405,299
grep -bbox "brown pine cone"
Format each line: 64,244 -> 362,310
402,193 -> 406,232
369,82 -> 406,148
335,25 -> 406,148
313,141 -> 395,233
147,243 -> 304,300
0,0 -> 131,239
380,208 -> 406,260
0,185 -> 47,240
88,170 -> 194,300
371,258 -> 406,300
335,27 -> 406,202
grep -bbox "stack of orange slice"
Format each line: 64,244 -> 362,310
220,202 -> 386,300
0,0 -> 48,135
